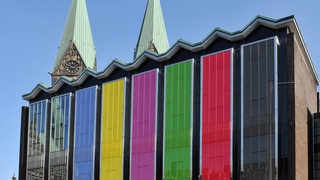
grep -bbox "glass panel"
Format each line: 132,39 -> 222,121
241,39 -> 277,179
51,94 -> 70,152
50,165 -> 67,180
27,100 -> 47,180
201,50 -> 232,180
100,79 -> 125,179
131,70 -> 157,180
49,94 -> 71,180
74,87 -> 97,180
164,61 -> 193,179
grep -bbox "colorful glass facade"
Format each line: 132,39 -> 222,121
201,50 -> 233,180
21,16 -> 315,179
130,70 -> 158,180
163,60 -> 193,179
74,86 -> 97,179
49,93 -> 71,180
100,79 -> 126,179
27,100 -> 48,180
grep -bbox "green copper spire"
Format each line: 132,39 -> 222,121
54,0 -> 96,70
134,0 -> 169,59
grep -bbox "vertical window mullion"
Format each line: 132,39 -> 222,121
63,95 -> 66,150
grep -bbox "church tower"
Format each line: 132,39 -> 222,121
134,0 -> 169,59
51,0 -> 96,84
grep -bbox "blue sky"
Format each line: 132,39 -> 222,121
0,0 -> 319,178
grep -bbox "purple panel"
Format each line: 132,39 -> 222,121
131,70 -> 158,180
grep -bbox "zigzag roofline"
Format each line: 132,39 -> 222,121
23,15 -> 319,101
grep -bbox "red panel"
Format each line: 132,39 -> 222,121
201,50 -> 231,180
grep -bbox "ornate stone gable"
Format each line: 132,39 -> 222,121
51,43 -> 86,84
148,41 -> 158,54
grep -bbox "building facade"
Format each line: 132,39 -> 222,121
19,0 -> 319,179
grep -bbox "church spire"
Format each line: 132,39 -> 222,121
134,0 -> 169,59
52,0 -> 96,84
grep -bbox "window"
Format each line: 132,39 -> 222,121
50,94 -> 70,152
27,100 -> 48,180
131,70 -> 158,180
241,37 -> 278,179
100,79 -> 126,180
74,86 -> 97,180
201,49 -> 233,180
164,60 -> 193,179
49,93 -> 71,180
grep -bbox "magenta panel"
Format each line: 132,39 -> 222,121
130,70 -> 158,180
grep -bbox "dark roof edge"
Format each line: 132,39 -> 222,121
22,15 -> 319,101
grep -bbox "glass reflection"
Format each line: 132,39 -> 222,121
27,100 -> 47,180
49,94 -> 70,180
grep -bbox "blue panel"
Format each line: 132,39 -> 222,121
74,86 -> 97,180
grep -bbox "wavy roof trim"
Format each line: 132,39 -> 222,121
23,15 -> 319,101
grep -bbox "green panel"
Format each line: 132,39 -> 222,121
164,60 -> 193,180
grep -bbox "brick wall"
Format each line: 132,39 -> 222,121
294,34 -> 318,179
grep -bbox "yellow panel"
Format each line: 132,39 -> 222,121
100,79 -> 125,180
